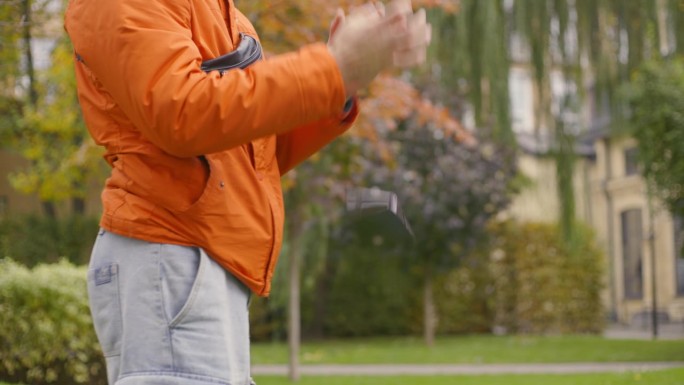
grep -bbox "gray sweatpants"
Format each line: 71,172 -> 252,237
87,229 -> 255,385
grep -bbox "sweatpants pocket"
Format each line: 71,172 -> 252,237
87,263 -> 123,357
159,244 -> 204,327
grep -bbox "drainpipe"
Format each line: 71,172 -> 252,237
647,191 -> 659,339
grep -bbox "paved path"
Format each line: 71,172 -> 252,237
604,323 -> 684,340
252,362 -> 684,376
253,324 -> 684,376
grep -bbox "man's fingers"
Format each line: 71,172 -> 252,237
327,0 -> 431,96
394,46 -> 427,68
386,0 -> 413,17
374,1 -> 386,17
380,12 -> 409,33
349,2 -> 382,18
391,9 -> 431,68
393,11 -> 431,51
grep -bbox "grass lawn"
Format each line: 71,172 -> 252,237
253,368 -> 684,385
252,335 -> 684,364
2,369 -> 683,385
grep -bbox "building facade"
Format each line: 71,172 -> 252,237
508,115 -> 684,327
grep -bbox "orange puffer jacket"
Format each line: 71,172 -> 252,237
64,0 -> 358,296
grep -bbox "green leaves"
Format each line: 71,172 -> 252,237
9,36 -> 104,203
0,259 -> 106,385
0,1 -> 106,211
626,57 -> 684,218
486,221 -> 605,334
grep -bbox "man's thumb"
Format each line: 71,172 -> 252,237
328,8 -> 346,44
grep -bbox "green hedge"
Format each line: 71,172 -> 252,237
295,220 -> 604,339
487,221 -> 605,334
0,219 -> 604,382
318,246 -> 419,337
0,259 -> 106,385
431,260 -> 495,335
0,215 -> 100,267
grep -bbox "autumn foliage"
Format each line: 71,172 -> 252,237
239,0 -> 470,156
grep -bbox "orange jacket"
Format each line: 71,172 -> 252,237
64,0 -> 358,296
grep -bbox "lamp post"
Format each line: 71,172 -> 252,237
647,190 -> 658,340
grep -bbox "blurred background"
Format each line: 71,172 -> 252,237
1,0 -> 683,384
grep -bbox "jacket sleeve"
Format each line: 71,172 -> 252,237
276,99 -> 359,175
64,0 -> 348,158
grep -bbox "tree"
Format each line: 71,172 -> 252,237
355,116 -> 516,346
0,0 -> 25,146
625,58 -> 684,219
10,35 -> 104,215
0,0 -> 104,216
427,0 -> 684,245
238,0 -> 464,379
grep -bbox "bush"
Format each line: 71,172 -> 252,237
249,296 -> 286,342
431,260 -> 495,335
487,221 -> 605,334
320,245 -> 419,337
250,220 -> 605,340
0,215 -> 100,267
0,259 -> 106,385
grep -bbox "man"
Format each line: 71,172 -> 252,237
65,0 -> 430,384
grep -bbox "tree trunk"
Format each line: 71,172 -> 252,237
287,217 -> 304,382
72,197 -> 85,215
21,0 -> 37,106
42,201 -> 56,219
423,268 -> 437,347
656,0 -> 670,56
310,246 -> 335,339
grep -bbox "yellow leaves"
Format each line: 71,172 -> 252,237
9,33 -> 105,203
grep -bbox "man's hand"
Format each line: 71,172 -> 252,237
327,0 -> 432,98
391,8 -> 431,68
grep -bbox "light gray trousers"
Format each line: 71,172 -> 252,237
87,229 -> 255,385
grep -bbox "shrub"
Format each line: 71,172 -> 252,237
253,219 -> 605,340
431,260 -> 495,335
0,215 -> 100,267
250,296 -> 286,342
487,221 -> 605,334
316,244 -> 419,338
0,259 -> 106,385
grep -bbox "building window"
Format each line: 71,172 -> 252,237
675,216 -> 684,296
621,209 -> 644,299
625,147 -> 639,176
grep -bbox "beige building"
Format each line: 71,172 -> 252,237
509,128 -> 684,326
504,49 -> 684,326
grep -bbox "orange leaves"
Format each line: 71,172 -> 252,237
242,0 -> 460,53
356,74 -> 418,132
240,0 -> 336,52
353,73 -> 474,147
414,97 -> 476,146
412,0 -> 460,13
241,0 -> 471,165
